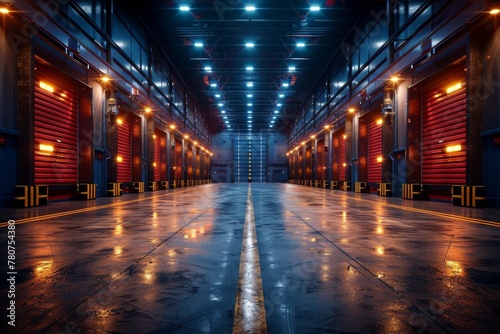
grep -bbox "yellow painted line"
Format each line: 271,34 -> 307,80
0,188 -> 194,228
306,186 -> 500,228
232,184 -> 268,334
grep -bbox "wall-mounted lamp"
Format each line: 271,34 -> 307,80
106,91 -> 118,115
382,88 -> 395,115
488,0 -> 500,13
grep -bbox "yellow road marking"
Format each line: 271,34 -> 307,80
0,188 -> 192,228
309,186 -> 500,228
232,184 -> 268,334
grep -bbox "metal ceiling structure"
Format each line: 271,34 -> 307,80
133,0 -> 373,133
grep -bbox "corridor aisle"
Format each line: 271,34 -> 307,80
1,183 -> 500,333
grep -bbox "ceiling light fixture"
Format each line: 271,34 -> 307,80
310,5 -> 320,11
247,82 -> 254,87
245,42 -> 255,47
180,5 -> 190,11
246,66 -> 254,71
289,66 -> 296,71
245,6 -> 256,11
194,42 -> 203,47
296,42 -> 305,47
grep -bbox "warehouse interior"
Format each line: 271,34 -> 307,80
1,0 -> 500,333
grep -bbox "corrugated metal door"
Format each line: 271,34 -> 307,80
187,145 -> 193,180
34,67 -> 78,184
339,131 -> 346,181
422,66 -> 466,184
368,116 -> 383,183
154,130 -> 160,181
117,116 -> 132,183
175,139 -> 183,180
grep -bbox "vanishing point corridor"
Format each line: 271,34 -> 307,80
1,184 -> 500,333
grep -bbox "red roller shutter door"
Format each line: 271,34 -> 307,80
422,67 -> 466,184
154,130 -> 161,181
34,68 -> 78,184
339,131 -> 346,181
368,117 -> 383,183
117,117 -> 132,183
175,139 -> 183,180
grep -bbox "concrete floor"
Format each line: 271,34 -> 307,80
1,183 -> 500,333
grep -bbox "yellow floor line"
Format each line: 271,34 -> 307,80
302,186 -> 500,228
0,188 -> 192,228
232,184 -> 268,334
353,193 -> 500,228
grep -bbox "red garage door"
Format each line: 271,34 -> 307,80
154,129 -> 161,181
368,116 -> 383,183
422,66 -> 466,184
34,67 -> 78,184
117,116 -> 132,183
339,130 -> 346,181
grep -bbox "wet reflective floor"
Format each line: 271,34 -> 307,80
1,183 -> 500,333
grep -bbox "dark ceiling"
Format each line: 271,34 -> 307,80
134,0 -> 371,133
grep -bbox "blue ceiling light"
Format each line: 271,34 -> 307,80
279,94 -> 284,98
247,94 -> 253,97
282,83 -> 289,87
289,66 -> 296,72
246,66 -> 254,71
247,103 -> 253,107
204,66 -> 212,72
180,5 -> 190,11
277,103 -> 282,107
194,42 -> 203,47
245,5 -> 256,11
310,5 -> 320,12
218,103 -> 223,106
215,94 -> 221,98
274,110 -> 279,113
210,83 -> 217,87
245,42 -> 255,47
247,82 -> 254,87
296,42 -> 305,48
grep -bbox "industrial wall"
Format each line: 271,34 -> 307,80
287,0 -> 500,208
0,0 -> 212,208
211,131 -> 288,183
